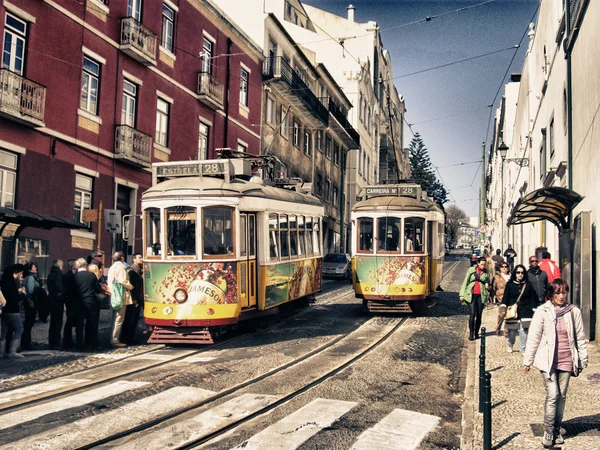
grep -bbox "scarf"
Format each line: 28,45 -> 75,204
554,302 -> 574,318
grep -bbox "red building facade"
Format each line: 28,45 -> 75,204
0,0 -> 262,275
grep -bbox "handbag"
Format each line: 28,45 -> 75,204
570,311 -> 583,377
505,283 -> 526,320
111,282 -> 125,311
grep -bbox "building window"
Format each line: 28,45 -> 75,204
358,92 -> 363,122
293,120 -> 300,147
121,80 -> 137,127
266,97 -> 275,124
363,152 -> 367,180
316,130 -> 322,152
324,179 -> 331,202
280,107 -> 289,138
80,56 -> 100,115
238,141 -> 247,153
74,173 -> 93,224
0,150 -> 17,208
202,37 -> 213,74
2,13 -> 27,75
304,130 -> 311,156
325,134 -> 332,159
199,121 -> 209,159
549,118 -> 555,158
240,68 -> 249,107
161,4 -> 175,53
333,142 -> 340,166
333,186 -> 339,207
315,173 -> 322,197
127,0 -> 142,21
155,98 -> 170,147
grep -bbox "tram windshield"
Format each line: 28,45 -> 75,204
404,217 -> 424,253
203,207 -> 234,256
167,206 -> 197,257
357,217 -> 373,252
377,217 -> 401,252
145,207 -> 162,257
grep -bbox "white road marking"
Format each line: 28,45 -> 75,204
1,386 -> 215,450
119,393 -> 278,450
351,408 -> 440,450
0,378 -> 90,406
0,380 -> 149,431
179,356 -> 216,364
233,398 -> 357,450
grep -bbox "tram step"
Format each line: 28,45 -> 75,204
367,301 -> 413,313
148,327 -> 214,345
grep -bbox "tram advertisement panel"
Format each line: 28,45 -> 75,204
144,262 -> 238,320
355,256 -> 427,296
264,258 -> 322,308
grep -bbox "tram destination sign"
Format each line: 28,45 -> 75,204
156,162 -> 227,178
364,185 -> 420,198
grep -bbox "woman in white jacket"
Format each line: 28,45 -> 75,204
523,278 -> 588,448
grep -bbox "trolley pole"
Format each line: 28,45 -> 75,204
483,371 -> 492,450
479,327 -> 486,413
480,141 -> 485,227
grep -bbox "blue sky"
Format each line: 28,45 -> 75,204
305,0 -> 539,217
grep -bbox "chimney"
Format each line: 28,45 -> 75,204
347,4 -> 355,22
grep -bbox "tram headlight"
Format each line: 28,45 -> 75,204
173,288 -> 188,304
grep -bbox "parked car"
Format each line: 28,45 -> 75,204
470,248 -> 481,266
323,253 -> 351,279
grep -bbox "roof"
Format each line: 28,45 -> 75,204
352,196 -> 442,213
507,187 -> 584,230
0,207 -> 89,230
143,177 -> 323,207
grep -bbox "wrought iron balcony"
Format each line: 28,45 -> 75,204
115,125 -> 152,168
120,17 -> 157,66
263,57 -> 328,125
197,72 -> 224,109
0,69 -> 46,127
322,97 -> 360,147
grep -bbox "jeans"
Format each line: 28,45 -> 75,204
1,313 -> 24,341
541,369 -> 571,435
507,327 -> 519,348
468,294 -> 483,336
519,321 -> 529,352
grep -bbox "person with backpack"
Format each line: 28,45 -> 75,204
107,252 -> 134,348
460,257 -> 491,341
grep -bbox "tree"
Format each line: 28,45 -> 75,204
408,133 -> 448,205
446,204 -> 469,247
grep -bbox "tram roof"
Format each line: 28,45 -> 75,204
143,176 -> 322,207
352,195 -> 442,213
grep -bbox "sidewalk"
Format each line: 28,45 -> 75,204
462,306 -> 600,449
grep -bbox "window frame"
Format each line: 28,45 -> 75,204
143,207 -> 162,260
202,206 -> 236,260
0,149 -> 18,209
303,130 -> 311,156
2,13 -> 27,75
74,173 -> 93,227
161,3 -> 175,53
201,35 -> 214,74
198,120 -> 210,160
165,205 -> 198,259
239,67 -> 249,107
292,120 -> 300,147
121,79 -> 137,127
80,56 -> 101,115
357,217 -> 373,254
155,97 -> 170,147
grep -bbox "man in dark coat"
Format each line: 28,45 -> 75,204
121,253 -> 143,345
73,258 -> 102,350
504,244 -> 517,271
46,259 -> 66,349
527,255 -> 548,303
62,259 -> 78,348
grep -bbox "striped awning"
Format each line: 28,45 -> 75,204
508,187 -> 584,230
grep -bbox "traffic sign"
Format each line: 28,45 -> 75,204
479,224 -> 489,234
82,209 -> 99,222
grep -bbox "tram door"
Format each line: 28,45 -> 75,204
427,221 -> 435,294
238,213 -> 257,309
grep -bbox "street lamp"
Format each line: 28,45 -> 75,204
498,141 -> 529,167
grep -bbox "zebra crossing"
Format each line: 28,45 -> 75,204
0,380 -> 440,450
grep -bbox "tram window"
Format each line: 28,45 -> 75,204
298,216 -> 306,256
438,222 -> 444,256
240,215 -> 247,257
202,207 -> 234,257
313,217 -> 321,255
357,218 -> 373,253
377,217 -> 401,252
289,215 -> 298,257
145,208 -> 162,257
166,206 -> 196,257
249,214 -> 256,257
280,215 -> 290,258
404,217 -> 424,253
305,217 -> 313,256
269,214 -> 279,260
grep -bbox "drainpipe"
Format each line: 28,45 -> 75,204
564,3 -> 574,291
223,38 -> 232,152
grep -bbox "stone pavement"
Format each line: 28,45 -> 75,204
461,305 -> 600,449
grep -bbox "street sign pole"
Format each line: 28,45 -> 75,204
97,200 -> 103,250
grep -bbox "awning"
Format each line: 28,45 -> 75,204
0,207 -> 88,231
507,187 -> 584,231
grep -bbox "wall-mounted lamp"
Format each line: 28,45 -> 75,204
498,141 -> 529,167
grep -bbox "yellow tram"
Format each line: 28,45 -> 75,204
142,159 -> 324,343
350,183 -> 445,313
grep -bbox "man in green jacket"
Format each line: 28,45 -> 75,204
460,257 -> 491,340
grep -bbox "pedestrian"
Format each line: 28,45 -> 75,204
492,262 -> 511,335
503,244 -> 517,271
121,253 -> 143,345
459,256 -> 491,341
528,255 -> 548,303
22,262 -> 43,350
523,278 -> 588,448
539,251 -> 561,283
491,249 -> 505,270
73,258 -> 103,350
0,264 -> 25,358
46,259 -> 66,350
107,252 -> 134,348
62,259 -> 78,349
502,264 -> 540,353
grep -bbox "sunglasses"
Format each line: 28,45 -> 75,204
516,271 -> 525,274
529,260 -> 538,263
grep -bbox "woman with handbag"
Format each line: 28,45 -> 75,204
523,278 -> 588,448
501,264 -> 538,352
492,262 -> 510,335
459,257 -> 491,341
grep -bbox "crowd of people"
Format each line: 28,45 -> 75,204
0,250 -> 145,358
460,246 -> 588,448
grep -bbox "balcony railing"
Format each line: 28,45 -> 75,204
115,125 -> 152,167
197,72 -> 224,109
323,97 -> 360,146
120,17 -> 157,65
263,57 -> 328,125
0,69 -> 46,126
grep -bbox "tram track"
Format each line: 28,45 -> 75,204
0,285 -> 356,414
77,315 -> 405,449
